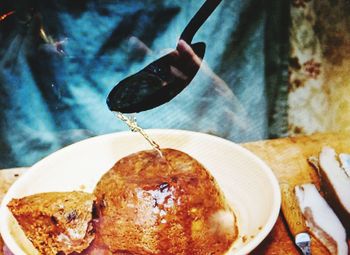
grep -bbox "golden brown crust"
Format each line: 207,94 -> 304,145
93,148 -> 237,255
8,191 -> 95,255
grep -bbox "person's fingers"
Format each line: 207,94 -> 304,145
159,47 -> 177,55
167,49 -> 180,59
176,39 -> 202,67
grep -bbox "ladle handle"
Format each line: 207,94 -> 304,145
180,0 -> 222,43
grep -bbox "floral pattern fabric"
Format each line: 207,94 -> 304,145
288,0 -> 350,135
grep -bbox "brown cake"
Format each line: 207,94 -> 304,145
90,148 -> 238,255
7,191 -> 95,255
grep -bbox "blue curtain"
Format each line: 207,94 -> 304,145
0,0 -> 289,168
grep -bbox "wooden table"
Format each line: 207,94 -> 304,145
1,133 -> 349,254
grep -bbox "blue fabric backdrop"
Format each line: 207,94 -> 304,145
0,0 -> 289,168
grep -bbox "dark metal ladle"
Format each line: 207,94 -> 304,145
106,0 -> 222,113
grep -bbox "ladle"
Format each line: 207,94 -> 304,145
107,0 -> 222,113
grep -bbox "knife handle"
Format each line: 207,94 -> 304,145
280,183 -> 308,236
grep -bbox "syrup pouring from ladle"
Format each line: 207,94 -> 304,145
106,0 -> 222,113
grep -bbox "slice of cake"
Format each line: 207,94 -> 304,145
7,191 -> 95,255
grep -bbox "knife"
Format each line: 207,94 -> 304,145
280,183 -> 311,255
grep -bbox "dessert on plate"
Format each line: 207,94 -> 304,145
7,149 -> 238,255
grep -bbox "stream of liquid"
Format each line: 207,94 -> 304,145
116,112 -> 163,157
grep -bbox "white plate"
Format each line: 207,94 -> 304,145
0,129 -> 281,255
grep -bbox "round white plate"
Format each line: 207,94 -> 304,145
0,129 -> 281,255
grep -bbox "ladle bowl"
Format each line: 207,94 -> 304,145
107,0 -> 221,113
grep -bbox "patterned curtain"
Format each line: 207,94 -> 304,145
288,0 -> 350,135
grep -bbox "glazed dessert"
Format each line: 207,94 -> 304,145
89,148 -> 237,254
7,149 -> 238,255
7,191 -> 95,255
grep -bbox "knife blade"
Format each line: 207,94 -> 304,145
280,183 -> 311,255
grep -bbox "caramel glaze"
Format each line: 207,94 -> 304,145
82,149 -> 238,255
